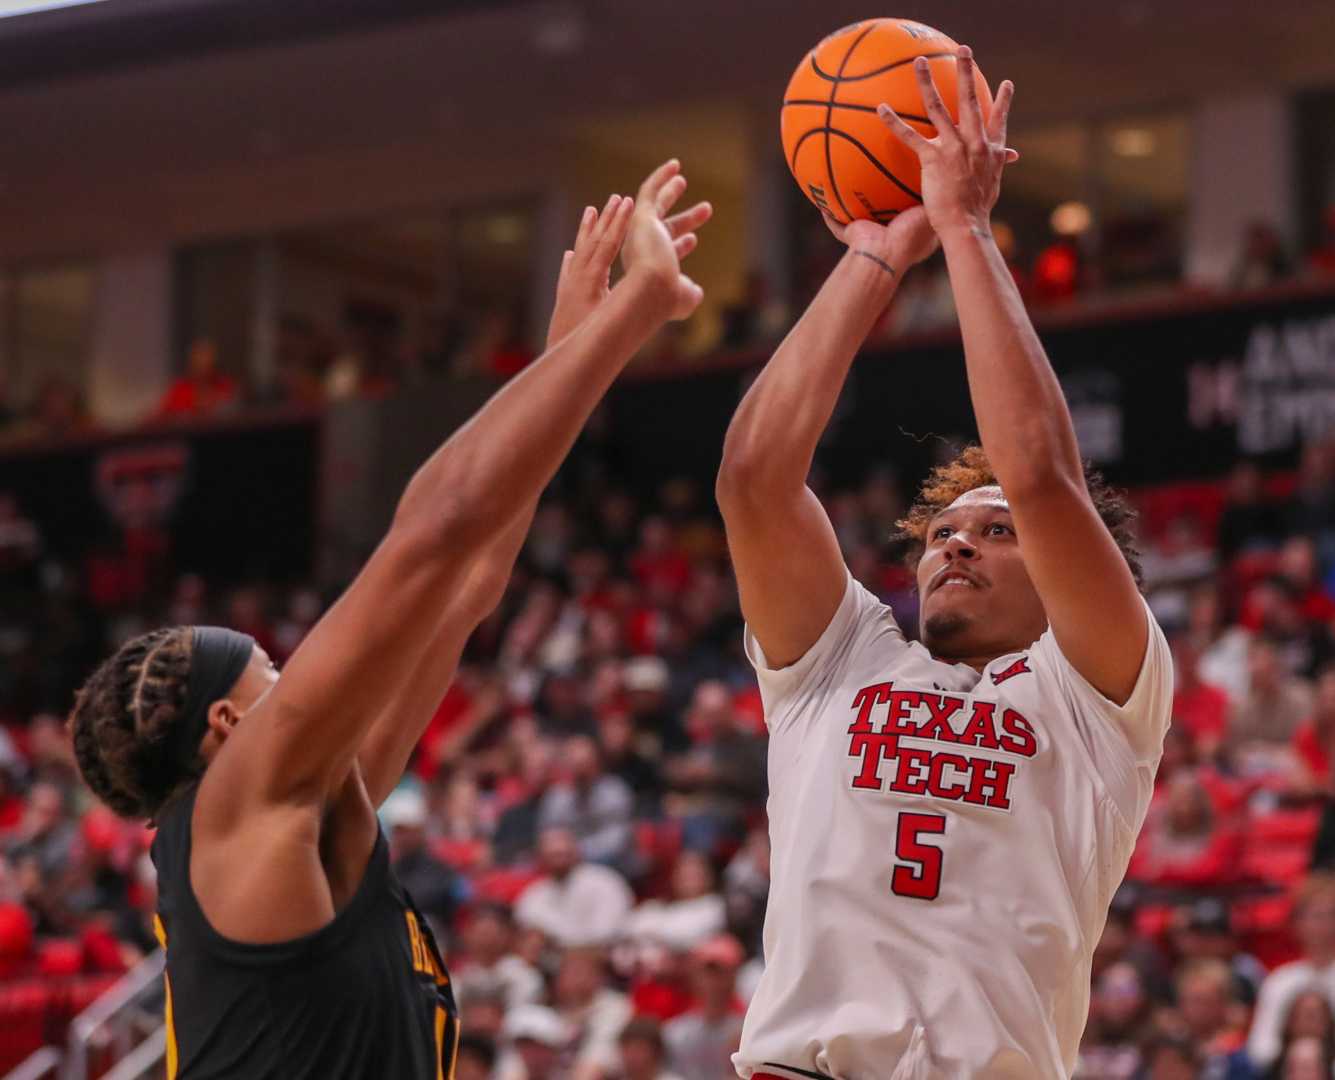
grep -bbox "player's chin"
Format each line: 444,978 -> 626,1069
922,606 -> 974,645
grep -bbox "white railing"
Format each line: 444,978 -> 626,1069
62,950 -> 165,1080
1,1048 -> 61,1080
98,1029 -> 164,1080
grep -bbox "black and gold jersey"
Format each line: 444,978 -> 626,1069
150,785 -> 458,1080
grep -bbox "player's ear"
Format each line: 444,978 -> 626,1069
206,698 -> 241,742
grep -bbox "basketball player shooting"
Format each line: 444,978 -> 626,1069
66,160 -> 710,1080
718,50 -> 1171,1080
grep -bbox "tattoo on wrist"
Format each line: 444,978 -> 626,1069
853,249 -> 897,277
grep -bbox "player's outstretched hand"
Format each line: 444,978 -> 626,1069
547,194 -> 635,348
620,159 -> 712,322
877,46 -> 1018,238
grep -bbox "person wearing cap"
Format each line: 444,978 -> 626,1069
664,934 -> 747,1080
63,164 -> 712,1080
1170,897 -> 1265,1005
381,786 -> 468,932
497,1004 -> 573,1080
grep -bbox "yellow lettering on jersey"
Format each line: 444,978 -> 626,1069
152,915 -> 180,1080
405,911 -> 451,987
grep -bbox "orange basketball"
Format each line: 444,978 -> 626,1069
781,18 -> 992,224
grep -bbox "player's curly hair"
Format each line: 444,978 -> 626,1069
895,444 -> 1143,587
68,626 -> 200,821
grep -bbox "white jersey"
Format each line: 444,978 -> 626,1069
734,573 -> 1172,1080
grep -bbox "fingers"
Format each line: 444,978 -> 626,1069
877,104 -> 931,156
821,210 -> 849,243
666,201 -> 712,238
1004,148 -> 1020,164
585,194 -> 623,250
673,233 -> 698,260
913,56 -> 958,143
636,158 -> 682,211
598,195 -> 635,257
955,46 -> 985,143
673,275 -> 704,320
656,173 -> 688,216
987,79 -> 1014,148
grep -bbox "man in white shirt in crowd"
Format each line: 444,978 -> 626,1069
516,826 -> 633,948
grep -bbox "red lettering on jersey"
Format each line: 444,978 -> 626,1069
887,745 -> 932,795
990,656 -> 1032,686
964,757 -> 1016,809
918,693 -> 966,743
849,682 -> 893,734
999,709 -> 1039,757
885,690 -> 923,737
957,700 -> 1002,749
848,733 -> 897,790
927,751 -> 970,800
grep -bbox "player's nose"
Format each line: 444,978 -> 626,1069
945,532 -> 978,559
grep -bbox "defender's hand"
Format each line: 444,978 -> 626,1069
620,159 -> 712,322
546,194 -> 635,349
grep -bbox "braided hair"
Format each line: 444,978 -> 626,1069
68,627 -> 200,820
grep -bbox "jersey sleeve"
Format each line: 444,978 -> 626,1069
1030,598 -> 1173,830
743,571 -> 899,735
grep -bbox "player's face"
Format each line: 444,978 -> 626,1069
233,646 -> 281,712
916,487 -> 1047,664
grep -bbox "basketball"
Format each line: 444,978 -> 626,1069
781,18 -> 993,224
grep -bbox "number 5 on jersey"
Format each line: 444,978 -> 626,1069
892,812 -> 946,900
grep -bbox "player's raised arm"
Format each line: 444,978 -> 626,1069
224,161 -> 707,811
879,49 -> 1146,704
354,191 -> 709,807
716,208 -> 938,668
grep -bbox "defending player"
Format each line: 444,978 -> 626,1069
67,161 -> 710,1080
717,51 -> 1171,1079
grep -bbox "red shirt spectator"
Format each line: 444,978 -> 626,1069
158,338 -> 239,418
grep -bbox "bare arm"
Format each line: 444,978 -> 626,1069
224,161 -> 708,810
883,51 -> 1146,703
354,193 -> 700,806
716,212 -> 937,667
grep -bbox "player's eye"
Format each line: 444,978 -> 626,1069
933,525 -> 953,540
986,523 -> 1013,537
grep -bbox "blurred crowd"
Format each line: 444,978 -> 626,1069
1,410 -> 1334,1077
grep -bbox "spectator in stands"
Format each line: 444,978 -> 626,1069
537,734 -> 635,874
1173,637 -> 1232,758
722,827 -> 770,962
1230,222 -> 1292,290
381,787 -> 468,933
552,947 -> 632,1077
1275,537 -> 1335,633
663,934 -> 746,1080
1254,991 -> 1335,1080
5,780 -> 75,883
1169,898 -> 1266,1006
663,681 -> 766,855
1129,772 -> 1242,887
455,1033 -> 500,1080
157,338 -> 240,418
453,901 -> 544,1012
622,656 -> 683,755
1143,515 -> 1218,633
615,1017 -> 684,1080
626,851 -> 726,953
1228,636 -> 1315,772
1290,665 -> 1335,798
1136,1032 -> 1201,1080
596,709 -> 663,818
515,826 -> 633,948
1285,439 -> 1335,560
1248,874 -> 1335,1070
497,1004 -> 571,1080
1169,958 -> 1247,1075
1217,462 -> 1287,560
1079,960 -> 1153,1079
31,375 -> 94,440
459,984 -> 509,1045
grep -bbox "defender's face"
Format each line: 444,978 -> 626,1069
915,487 -> 1047,663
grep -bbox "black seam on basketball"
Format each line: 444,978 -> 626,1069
788,126 -> 824,175
827,128 -> 923,202
810,49 -> 956,83
784,99 -> 931,124
823,22 -> 877,224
